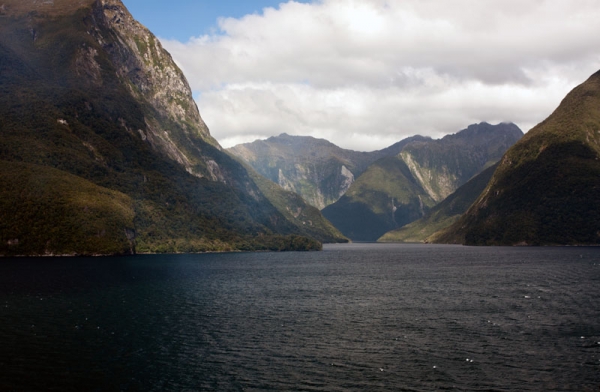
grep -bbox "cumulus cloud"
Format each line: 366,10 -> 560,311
162,0 -> 600,151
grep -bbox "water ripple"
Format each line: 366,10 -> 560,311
0,244 -> 598,391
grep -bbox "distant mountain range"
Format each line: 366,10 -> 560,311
321,123 -> 523,241
228,133 -> 430,210
0,0 -> 345,256
231,123 -> 523,241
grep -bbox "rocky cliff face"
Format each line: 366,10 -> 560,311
3,0 -> 223,180
228,134 -> 428,209
0,0 -> 334,255
399,122 -> 523,202
92,0 -> 207,135
322,123 -> 523,241
88,0 -> 227,180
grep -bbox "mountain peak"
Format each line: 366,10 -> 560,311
322,123 -> 522,241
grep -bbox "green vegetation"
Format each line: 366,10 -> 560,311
433,71 -> 600,245
322,157 -> 436,241
321,123 -> 521,242
0,1 -> 326,255
239,159 -> 348,243
378,163 -> 498,243
0,160 -> 135,256
133,36 -> 149,59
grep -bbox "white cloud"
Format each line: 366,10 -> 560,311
162,0 -> 600,151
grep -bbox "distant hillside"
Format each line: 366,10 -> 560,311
228,133 -> 428,209
234,158 -> 348,243
321,157 -> 436,241
378,162 -> 498,243
399,122 -> 523,202
432,71 -> 600,246
322,123 -> 522,241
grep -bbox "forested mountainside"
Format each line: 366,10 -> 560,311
378,163 -> 498,243
432,71 -> 600,246
0,0 -> 341,255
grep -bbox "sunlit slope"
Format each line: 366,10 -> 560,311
378,163 -> 498,243
239,161 -> 349,243
322,123 -> 522,241
433,71 -> 600,245
322,157 -> 436,241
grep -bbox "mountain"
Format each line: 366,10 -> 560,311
0,0 -> 336,255
432,71 -> 600,246
234,159 -> 348,243
398,122 -> 523,203
228,133 -> 429,209
322,123 -> 523,241
321,156 -> 436,241
378,162 -> 498,243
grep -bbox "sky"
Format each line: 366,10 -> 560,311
122,0 -> 600,151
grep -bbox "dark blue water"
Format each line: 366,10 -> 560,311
1,244 -> 599,391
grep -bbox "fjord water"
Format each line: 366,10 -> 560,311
1,244 -> 599,391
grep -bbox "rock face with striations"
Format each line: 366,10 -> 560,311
0,0 -> 343,255
228,133 -> 429,209
89,0 -> 223,178
378,162 -> 499,243
321,123 -> 523,241
398,122 -> 523,203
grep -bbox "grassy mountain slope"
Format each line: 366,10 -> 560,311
228,133 -> 429,209
0,0 -> 324,255
378,162 -> 498,243
322,123 -> 522,241
321,157 -> 436,241
432,71 -> 600,245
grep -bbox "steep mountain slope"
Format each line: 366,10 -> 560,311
234,159 -> 348,243
433,71 -> 600,246
322,123 -> 522,241
378,162 -> 498,243
321,157 -> 436,241
399,122 -> 522,202
228,133 -> 428,209
0,0 -> 328,255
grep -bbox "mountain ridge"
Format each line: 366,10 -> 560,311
432,70 -> 600,245
321,122 -> 523,241
228,133 -> 431,209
